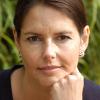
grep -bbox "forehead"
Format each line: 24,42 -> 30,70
21,5 -> 78,34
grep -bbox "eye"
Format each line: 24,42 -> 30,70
56,35 -> 71,42
27,35 -> 42,43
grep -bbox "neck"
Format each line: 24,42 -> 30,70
22,69 -> 52,100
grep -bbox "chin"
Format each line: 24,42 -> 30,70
34,69 -> 69,87
38,75 -> 63,87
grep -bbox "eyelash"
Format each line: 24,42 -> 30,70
55,35 -> 71,42
27,35 -> 42,43
26,34 -> 71,43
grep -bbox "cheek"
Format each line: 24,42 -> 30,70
59,43 -> 80,72
61,42 -> 80,58
20,46 -> 41,68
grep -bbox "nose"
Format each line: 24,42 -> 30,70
43,41 -> 57,62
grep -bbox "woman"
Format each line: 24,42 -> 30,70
0,0 -> 100,100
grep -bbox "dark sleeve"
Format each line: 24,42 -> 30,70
83,79 -> 100,100
0,70 -> 13,100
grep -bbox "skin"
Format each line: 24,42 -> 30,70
12,5 -> 90,100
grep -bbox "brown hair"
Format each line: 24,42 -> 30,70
14,0 -> 87,37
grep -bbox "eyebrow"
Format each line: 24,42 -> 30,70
23,30 -> 72,36
54,31 -> 72,35
23,32 -> 42,36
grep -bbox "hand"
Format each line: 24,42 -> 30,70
50,68 -> 84,100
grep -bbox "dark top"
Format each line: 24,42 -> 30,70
0,65 -> 100,100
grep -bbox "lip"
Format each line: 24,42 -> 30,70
37,65 -> 61,74
38,66 -> 60,70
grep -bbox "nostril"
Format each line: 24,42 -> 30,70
43,49 -> 56,62
43,52 -> 56,59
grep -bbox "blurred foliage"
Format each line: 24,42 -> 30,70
0,0 -> 100,84
79,0 -> 100,84
0,0 -> 19,69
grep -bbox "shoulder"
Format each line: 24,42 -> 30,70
0,69 -> 12,100
0,65 -> 23,86
0,69 -> 10,77
0,65 -> 23,100
0,69 -> 11,86
83,79 -> 100,100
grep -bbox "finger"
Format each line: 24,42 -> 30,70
67,74 -> 78,82
71,67 -> 83,79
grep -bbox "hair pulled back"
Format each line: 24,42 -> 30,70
14,0 -> 87,37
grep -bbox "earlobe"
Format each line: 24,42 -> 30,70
80,25 -> 90,53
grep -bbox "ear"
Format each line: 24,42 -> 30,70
80,25 -> 90,52
12,27 -> 20,50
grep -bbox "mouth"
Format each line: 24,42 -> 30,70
37,65 -> 61,74
38,66 -> 61,70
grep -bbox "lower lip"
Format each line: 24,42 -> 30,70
37,67 -> 61,75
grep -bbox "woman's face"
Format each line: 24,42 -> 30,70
14,5 -> 89,86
